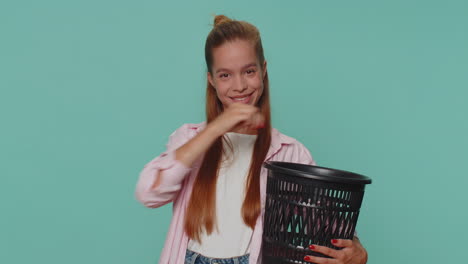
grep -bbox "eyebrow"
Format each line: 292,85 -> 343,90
215,62 -> 258,74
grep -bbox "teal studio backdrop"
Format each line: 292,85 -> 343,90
1,0 -> 467,263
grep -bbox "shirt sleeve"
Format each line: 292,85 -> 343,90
297,142 -> 317,166
134,124 -> 194,208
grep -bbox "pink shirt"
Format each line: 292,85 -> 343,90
135,122 -> 316,264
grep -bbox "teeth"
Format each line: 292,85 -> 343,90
233,96 -> 249,101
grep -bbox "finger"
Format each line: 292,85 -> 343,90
239,119 -> 257,131
251,113 -> 264,129
240,111 -> 260,129
303,255 -> 337,264
255,113 -> 265,129
233,111 -> 255,127
331,238 -> 353,248
308,244 -> 341,259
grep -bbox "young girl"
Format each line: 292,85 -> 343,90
135,15 -> 368,264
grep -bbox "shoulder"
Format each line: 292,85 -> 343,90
165,121 -> 206,149
271,127 -> 305,148
270,128 -> 316,165
171,121 -> 206,136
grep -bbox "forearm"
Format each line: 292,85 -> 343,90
150,124 -> 221,190
174,123 -> 221,167
136,152 -> 192,208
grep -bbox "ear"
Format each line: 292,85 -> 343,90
207,71 -> 216,88
262,60 -> 267,80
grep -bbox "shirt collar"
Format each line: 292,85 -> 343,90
267,127 -> 295,160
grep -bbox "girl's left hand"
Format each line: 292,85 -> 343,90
304,236 -> 368,264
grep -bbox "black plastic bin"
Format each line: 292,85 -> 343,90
262,161 -> 372,264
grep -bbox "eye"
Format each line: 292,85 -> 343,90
246,69 -> 256,75
219,73 -> 229,78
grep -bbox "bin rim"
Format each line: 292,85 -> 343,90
263,161 -> 372,185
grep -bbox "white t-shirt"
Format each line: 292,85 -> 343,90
187,132 -> 257,258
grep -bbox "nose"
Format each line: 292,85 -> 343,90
233,75 -> 248,93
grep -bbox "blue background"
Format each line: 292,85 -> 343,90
1,0 -> 467,263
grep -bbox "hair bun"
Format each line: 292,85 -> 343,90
213,14 -> 232,27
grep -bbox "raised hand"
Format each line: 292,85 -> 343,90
208,102 -> 265,136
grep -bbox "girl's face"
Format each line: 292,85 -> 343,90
207,39 -> 267,109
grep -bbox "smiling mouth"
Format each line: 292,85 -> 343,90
230,92 -> 254,102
